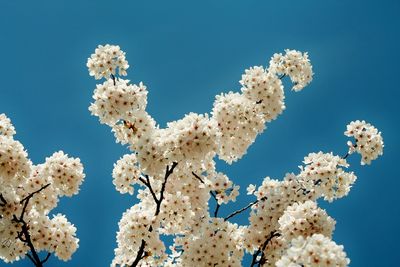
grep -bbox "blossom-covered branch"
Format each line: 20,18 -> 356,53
130,162 -> 178,267
0,114 -> 85,266
86,45 -> 384,267
12,184 -> 51,267
192,171 -> 221,217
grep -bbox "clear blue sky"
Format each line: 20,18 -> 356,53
0,1 -> 398,266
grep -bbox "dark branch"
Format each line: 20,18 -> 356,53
250,231 -> 281,267
12,183 -> 52,267
214,203 -> 221,217
224,197 -> 267,221
19,183 -> 51,222
139,176 -> 158,204
110,74 -> 116,85
0,193 -> 7,206
26,253 -> 36,265
192,172 -> 221,217
41,253 -> 51,264
257,232 -> 281,266
156,162 -> 178,216
130,240 -> 146,267
130,162 -> 178,267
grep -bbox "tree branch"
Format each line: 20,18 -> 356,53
224,197 -> 267,221
110,74 -> 116,85
11,183 -> 52,267
19,183 -> 51,222
41,253 -> 51,264
192,172 -> 221,217
130,162 -> 178,267
0,193 -> 7,206
139,175 -> 158,204
250,231 -> 281,267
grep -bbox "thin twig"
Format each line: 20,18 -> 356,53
11,183 -> 52,267
192,172 -> 221,217
0,193 -> 7,206
41,253 -> 51,264
257,232 -> 281,266
19,183 -> 51,222
250,231 -> 281,267
131,240 -> 146,267
139,176 -> 158,204
224,197 -> 267,221
110,74 -> 116,85
130,162 -> 178,267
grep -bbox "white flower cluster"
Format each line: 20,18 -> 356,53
162,113 -> 219,163
278,200 -> 336,241
28,213 -> 79,261
0,115 -> 84,263
240,66 -> 285,122
276,234 -> 350,267
269,49 -> 313,91
299,152 -> 357,202
158,191 -> 195,235
87,44 -> 129,79
243,174 -> 317,254
112,154 -> 141,195
212,92 -> 265,163
179,218 -> 244,267
112,204 -> 165,267
86,45 -> 382,267
0,135 -> 32,189
89,79 -> 148,126
204,172 -> 240,204
345,120 -> 384,165
0,114 -> 16,137
40,151 -> 85,197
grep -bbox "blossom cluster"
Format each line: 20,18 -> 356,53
299,152 -> 357,202
0,114 -> 84,264
276,234 -> 349,267
268,49 -> 313,91
86,45 -> 384,267
345,120 -> 384,165
87,44 -> 129,80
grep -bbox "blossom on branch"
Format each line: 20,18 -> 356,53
86,45 -> 384,267
0,114 -> 85,265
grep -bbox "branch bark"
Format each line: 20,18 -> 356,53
192,172 -> 221,217
11,183 -> 52,267
224,197 -> 267,221
130,162 -> 178,267
250,231 -> 281,267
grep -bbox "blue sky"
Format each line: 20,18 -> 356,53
0,0 -> 398,266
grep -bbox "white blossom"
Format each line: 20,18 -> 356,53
268,49 -> 313,91
0,114 -> 84,264
87,44 -> 129,80
89,79 -> 148,126
180,218 -> 244,267
112,154 -> 141,195
276,234 -> 350,267
0,114 -> 16,137
240,66 -> 286,122
112,204 -> 166,267
0,135 -> 32,192
40,151 -> 85,197
279,200 -> 336,241
299,152 -> 357,202
345,120 -> 384,165
84,45 -> 381,267
212,92 -> 265,163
